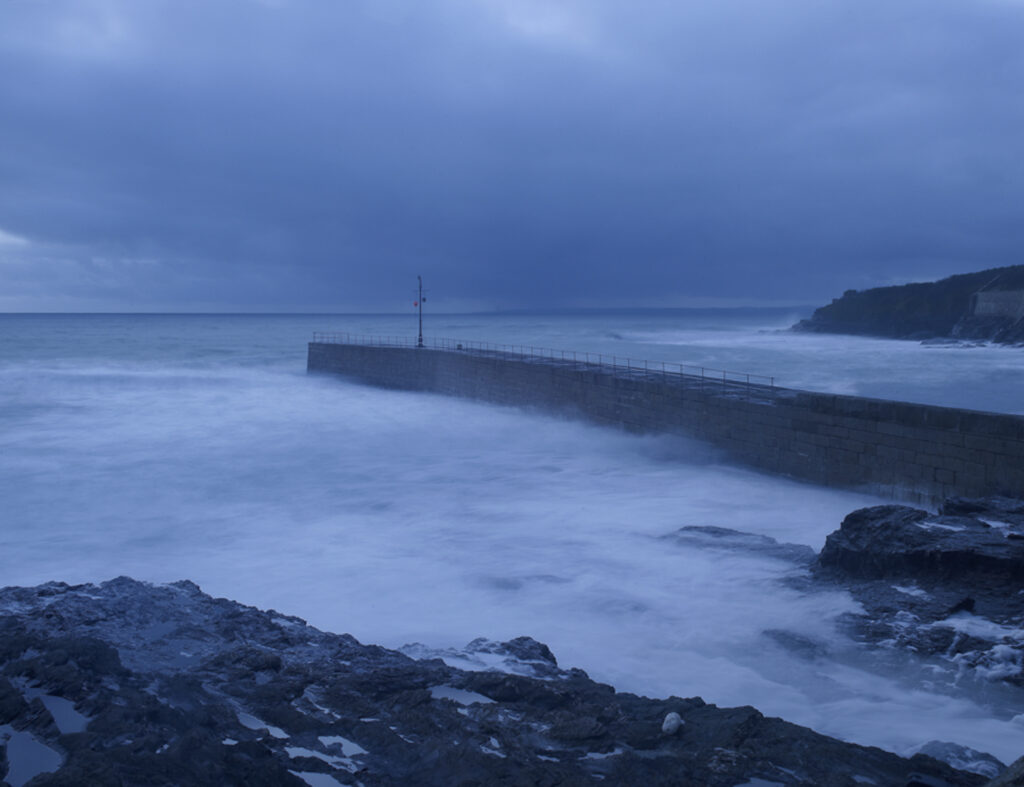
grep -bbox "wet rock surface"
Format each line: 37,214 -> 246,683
817,502 -> 1024,583
662,499 -> 1024,781
665,525 -> 818,566
811,498 -> 1024,690
989,754 -> 1024,786
0,577 -> 989,786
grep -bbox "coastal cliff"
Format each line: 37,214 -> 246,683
793,265 -> 1024,343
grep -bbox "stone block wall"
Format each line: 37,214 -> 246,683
308,342 -> 1024,504
972,290 -> 1024,320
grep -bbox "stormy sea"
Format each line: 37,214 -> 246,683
2,310 -> 1023,764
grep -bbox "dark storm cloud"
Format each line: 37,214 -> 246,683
0,0 -> 1022,311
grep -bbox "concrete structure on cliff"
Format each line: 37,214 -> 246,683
971,289 -> 1024,321
308,335 -> 1024,505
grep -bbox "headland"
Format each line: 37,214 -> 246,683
793,265 -> 1024,344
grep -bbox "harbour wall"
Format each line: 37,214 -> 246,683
307,341 -> 1024,504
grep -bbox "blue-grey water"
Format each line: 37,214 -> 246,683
2,310 -> 1023,763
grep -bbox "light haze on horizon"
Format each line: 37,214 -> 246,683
1,0 -> 1023,312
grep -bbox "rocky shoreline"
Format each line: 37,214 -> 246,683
815,497 -> 1024,690
2,497 -> 1023,786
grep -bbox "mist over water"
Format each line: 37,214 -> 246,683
2,312 -> 1023,763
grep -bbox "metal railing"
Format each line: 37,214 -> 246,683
311,332 -> 776,399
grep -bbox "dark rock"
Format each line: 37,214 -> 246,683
945,597 -> 976,616
817,505 -> 1024,582
0,578 -> 990,786
665,525 -> 817,565
912,741 -> 1005,780
905,772 -> 958,787
812,498 -> 1024,689
942,498 -> 1024,530
989,754 -> 1024,786
466,636 -> 558,667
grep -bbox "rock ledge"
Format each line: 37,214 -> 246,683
0,577 -> 992,786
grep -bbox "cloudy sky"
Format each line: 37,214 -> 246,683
1,0 -> 1022,312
